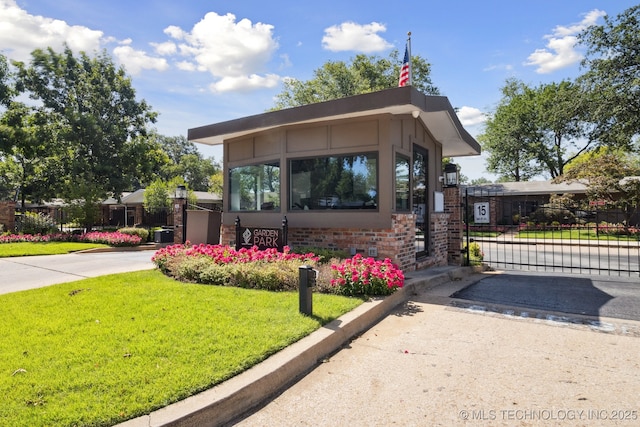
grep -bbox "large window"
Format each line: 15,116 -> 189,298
290,154 -> 377,210
229,162 -> 280,211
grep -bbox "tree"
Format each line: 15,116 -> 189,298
470,177 -> 493,185
15,46 -> 163,229
154,134 -> 220,191
143,176 -> 196,214
578,5 -> 640,147
480,78 -> 595,180
478,79 -> 544,181
534,80 -> 591,177
271,50 -> 439,109
0,102 -> 64,209
560,150 -> 640,229
0,53 -> 12,106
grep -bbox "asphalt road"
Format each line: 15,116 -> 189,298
452,270 -> 640,322
0,250 -> 156,295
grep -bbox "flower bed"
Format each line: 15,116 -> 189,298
0,231 -> 142,246
330,254 -> 404,296
153,243 -> 405,296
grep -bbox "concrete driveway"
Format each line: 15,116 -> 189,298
0,250 -> 156,295
235,272 -> 640,426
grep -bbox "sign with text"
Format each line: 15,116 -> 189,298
236,227 -> 286,251
474,202 -> 490,224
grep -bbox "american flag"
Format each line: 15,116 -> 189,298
398,44 -> 410,87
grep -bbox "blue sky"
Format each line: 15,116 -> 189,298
1,0 -> 638,181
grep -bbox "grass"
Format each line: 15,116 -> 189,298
0,269 -> 362,427
467,231 -> 501,237
0,242 -> 108,257
516,229 -> 639,241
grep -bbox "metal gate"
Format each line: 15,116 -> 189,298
464,187 -> 640,277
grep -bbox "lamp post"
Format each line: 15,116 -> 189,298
443,162 -> 462,266
174,185 -> 187,244
444,163 -> 459,187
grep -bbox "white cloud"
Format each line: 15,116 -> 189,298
322,21 -> 392,53
113,45 -> 169,75
163,12 -> 280,92
0,0 -> 103,61
176,60 -> 197,72
458,106 -> 486,127
151,41 -> 177,56
524,9 -> 606,74
209,73 -> 280,93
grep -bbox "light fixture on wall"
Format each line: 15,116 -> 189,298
411,110 -> 420,119
443,163 -> 459,187
175,185 -> 187,199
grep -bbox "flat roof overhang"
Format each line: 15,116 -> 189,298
188,86 -> 481,157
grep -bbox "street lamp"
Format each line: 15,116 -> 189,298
444,163 -> 459,187
175,185 -> 187,199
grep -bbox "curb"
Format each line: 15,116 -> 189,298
118,265 -> 478,427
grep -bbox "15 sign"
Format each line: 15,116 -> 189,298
474,202 -> 490,224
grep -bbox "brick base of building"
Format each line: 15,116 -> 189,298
221,211 -> 453,272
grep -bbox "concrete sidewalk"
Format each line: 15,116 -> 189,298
235,272 -> 640,427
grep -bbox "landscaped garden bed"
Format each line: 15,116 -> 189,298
0,231 -> 143,257
152,243 -> 405,296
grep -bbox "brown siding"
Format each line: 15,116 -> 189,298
286,126 -> 328,153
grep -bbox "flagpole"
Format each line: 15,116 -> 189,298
407,31 -> 412,86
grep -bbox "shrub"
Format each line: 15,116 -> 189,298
17,212 -> 59,235
79,231 -> 142,247
463,242 -> 484,266
153,244 -> 406,296
290,246 -> 350,263
118,227 -> 150,242
330,254 -> 404,296
0,231 -> 142,246
152,244 -> 318,291
529,205 -> 575,225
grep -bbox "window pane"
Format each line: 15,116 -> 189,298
290,154 -> 377,210
229,162 -> 280,211
395,154 -> 410,211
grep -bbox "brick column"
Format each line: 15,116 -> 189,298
444,186 -> 462,265
0,201 -> 16,233
173,198 -> 187,244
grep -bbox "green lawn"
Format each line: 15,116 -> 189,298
0,242 -> 108,257
517,229 -> 639,241
0,270 -> 362,427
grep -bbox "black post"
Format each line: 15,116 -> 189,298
282,216 -> 288,247
182,202 -> 187,244
465,187 -> 470,266
235,216 -> 241,250
299,265 -> 315,315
